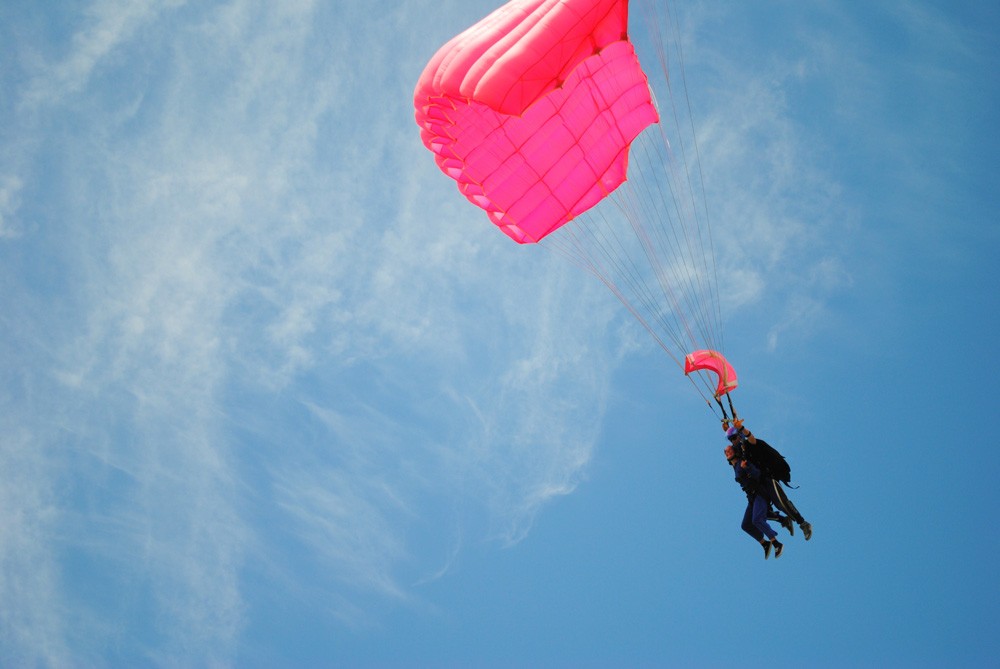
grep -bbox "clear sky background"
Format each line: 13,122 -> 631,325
1,1 -> 997,667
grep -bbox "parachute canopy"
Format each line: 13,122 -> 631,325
417,2 -> 737,415
684,350 -> 738,398
413,0 -> 658,243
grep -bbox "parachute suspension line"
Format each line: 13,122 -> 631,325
608,160 -> 702,353
584,110 -> 714,357
543,206 -> 684,361
572,71 -> 698,358
552,197 -> 703,373
648,111 -> 719,351
666,5 -> 725,357
570,243 -> 724,419
544,223 -> 712,421
571,59 -> 707,359
542,229 -> 679,366
542,0 -> 729,409
542,162 -> 701,366
644,2 -> 721,334
613,132 -> 695,341
635,0 -> 725,354
648,0 -> 725,354
557,195 -> 656,325
544,225 -> 723,420
623,124 -> 716,351
661,39 -> 720,352
415,0 -> 735,416
523,0 -> 722,367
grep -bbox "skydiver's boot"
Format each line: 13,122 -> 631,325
799,522 -> 813,541
771,538 -> 783,558
778,515 -> 795,536
760,540 -> 772,560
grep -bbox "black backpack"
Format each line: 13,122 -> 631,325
746,438 -> 792,485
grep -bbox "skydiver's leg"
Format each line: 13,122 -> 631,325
742,500 -> 773,557
768,506 -> 795,535
768,479 -> 805,524
768,479 -> 812,540
750,495 -> 777,541
741,500 -> 764,542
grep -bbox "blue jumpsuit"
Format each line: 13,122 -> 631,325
732,460 -> 778,541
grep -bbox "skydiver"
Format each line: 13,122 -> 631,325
725,441 -> 784,558
726,421 -> 813,542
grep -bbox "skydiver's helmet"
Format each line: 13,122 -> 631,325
726,426 -> 740,441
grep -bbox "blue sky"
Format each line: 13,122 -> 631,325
1,0 -> 997,666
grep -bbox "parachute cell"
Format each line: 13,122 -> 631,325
413,0 -> 658,244
684,350 -> 738,398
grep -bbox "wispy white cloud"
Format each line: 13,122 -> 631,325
679,4 -> 854,351
0,176 -> 23,239
1,0 -> 882,662
0,430 -> 72,668
0,0 -> 622,662
21,0 -> 184,110
2,0 -> 340,662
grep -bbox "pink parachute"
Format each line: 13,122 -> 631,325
416,2 -> 741,412
413,0 -> 658,243
684,350 -> 738,399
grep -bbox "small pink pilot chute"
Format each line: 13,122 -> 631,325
684,350 -> 738,399
413,0 -> 658,243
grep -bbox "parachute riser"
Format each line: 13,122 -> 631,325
717,392 -> 738,428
